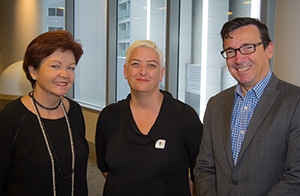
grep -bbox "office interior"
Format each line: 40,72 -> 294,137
0,0 -> 299,156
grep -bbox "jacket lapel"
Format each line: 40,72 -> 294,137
222,90 -> 236,170
237,75 -> 279,163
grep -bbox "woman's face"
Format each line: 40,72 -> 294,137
124,47 -> 164,94
29,49 -> 76,97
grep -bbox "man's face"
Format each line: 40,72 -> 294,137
223,25 -> 274,94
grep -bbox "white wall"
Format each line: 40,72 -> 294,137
273,0 -> 300,87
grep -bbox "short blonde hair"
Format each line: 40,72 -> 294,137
125,40 -> 164,69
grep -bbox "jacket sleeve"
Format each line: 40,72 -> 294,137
266,98 -> 300,195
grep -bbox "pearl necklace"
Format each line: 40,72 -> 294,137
31,96 -> 75,196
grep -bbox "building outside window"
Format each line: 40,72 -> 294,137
178,0 -> 261,118
43,0 -> 65,32
114,0 -> 261,119
58,0 -> 262,119
116,0 -> 167,101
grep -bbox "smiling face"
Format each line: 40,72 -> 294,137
124,47 -> 164,94
29,49 -> 76,97
224,25 -> 274,94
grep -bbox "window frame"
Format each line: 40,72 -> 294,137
65,0 -> 275,110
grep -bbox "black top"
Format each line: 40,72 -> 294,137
95,91 -> 203,196
0,98 -> 89,196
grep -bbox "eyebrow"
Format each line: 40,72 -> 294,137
129,58 -> 141,62
147,60 -> 158,64
129,59 -> 158,64
224,43 -> 254,50
49,59 -> 76,66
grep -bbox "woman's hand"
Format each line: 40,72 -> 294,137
102,172 -> 108,179
189,178 -> 195,196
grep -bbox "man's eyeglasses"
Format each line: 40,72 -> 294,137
220,41 -> 265,59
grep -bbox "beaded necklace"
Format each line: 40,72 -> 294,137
31,95 -> 75,196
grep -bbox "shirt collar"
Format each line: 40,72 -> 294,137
235,70 -> 272,99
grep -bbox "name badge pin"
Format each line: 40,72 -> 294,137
155,139 -> 166,149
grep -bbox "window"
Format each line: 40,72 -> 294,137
48,26 -> 64,31
43,0 -> 65,32
116,0 -> 167,101
48,8 -> 56,16
73,0 -> 107,109
70,0 -> 265,118
48,8 -> 64,17
178,0 -> 261,119
57,7 -> 64,16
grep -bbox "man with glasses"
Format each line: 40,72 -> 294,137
194,17 -> 300,195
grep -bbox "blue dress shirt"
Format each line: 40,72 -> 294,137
231,71 -> 272,165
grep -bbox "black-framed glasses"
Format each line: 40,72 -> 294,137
220,41 -> 264,59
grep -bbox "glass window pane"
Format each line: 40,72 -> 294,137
44,0 -> 65,32
178,0 -> 261,119
74,0 -> 107,109
116,0 -> 167,101
48,8 -> 56,16
48,27 -> 56,31
56,8 -> 64,17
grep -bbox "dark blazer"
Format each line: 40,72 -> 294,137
194,74 -> 300,196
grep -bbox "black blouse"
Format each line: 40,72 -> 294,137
0,98 -> 89,196
96,91 -> 203,196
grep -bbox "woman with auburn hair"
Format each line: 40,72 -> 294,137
0,30 -> 89,196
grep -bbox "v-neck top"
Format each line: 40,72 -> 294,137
95,90 -> 202,196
